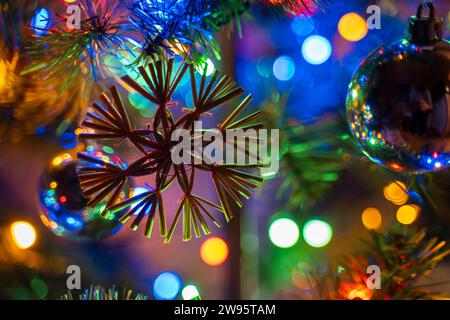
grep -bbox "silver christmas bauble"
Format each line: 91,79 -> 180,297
346,9 -> 450,174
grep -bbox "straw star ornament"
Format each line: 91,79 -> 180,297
77,56 -> 265,242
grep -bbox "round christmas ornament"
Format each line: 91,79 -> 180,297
38,147 -> 130,241
346,2 -> 450,174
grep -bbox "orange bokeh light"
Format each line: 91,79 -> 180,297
361,207 -> 382,230
338,13 -> 368,42
200,237 -> 229,267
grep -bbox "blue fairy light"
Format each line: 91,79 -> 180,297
31,8 -> 51,36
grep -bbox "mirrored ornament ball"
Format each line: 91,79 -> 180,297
346,2 -> 450,174
38,146 -> 130,241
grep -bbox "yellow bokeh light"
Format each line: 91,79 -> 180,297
200,237 -> 229,267
338,13 -> 368,42
396,205 -> 420,225
0,52 -> 20,103
10,221 -> 37,249
383,181 -> 408,205
52,156 -> 63,166
348,288 -> 371,300
361,207 -> 382,230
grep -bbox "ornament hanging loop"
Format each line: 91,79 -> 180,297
408,2 -> 443,45
416,2 -> 435,21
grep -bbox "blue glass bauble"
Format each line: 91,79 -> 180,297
38,148 -> 129,241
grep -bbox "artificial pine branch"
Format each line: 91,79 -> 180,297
61,286 -> 147,300
294,227 -> 450,300
260,93 -> 356,210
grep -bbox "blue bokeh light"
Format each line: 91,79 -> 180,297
273,56 -> 296,81
301,35 -> 332,65
290,18 -> 315,37
153,272 -> 182,300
